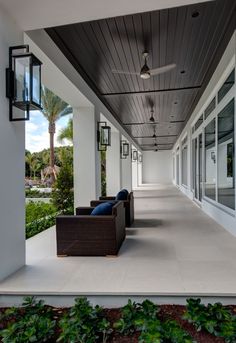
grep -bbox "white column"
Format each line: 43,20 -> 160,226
106,131 -> 121,195
137,154 -> 143,186
121,143 -> 132,192
73,106 -> 101,207
0,8 -> 25,281
132,160 -> 138,189
132,146 -> 138,189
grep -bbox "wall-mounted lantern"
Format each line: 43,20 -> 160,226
6,45 -> 42,121
138,154 -> 143,163
132,149 -> 138,162
120,140 -> 130,159
97,121 -> 111,151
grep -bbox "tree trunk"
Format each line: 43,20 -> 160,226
49,122 -> 56,183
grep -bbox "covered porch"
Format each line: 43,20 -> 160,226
1,184 -> 236,306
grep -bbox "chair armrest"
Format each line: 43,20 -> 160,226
99,196 -> 116,200
76,207 -> 94,215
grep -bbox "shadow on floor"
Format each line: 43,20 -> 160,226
131,218 -> 162,228
120,237 -> 175,258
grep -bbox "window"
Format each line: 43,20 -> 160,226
217,99 -> 235,210
218,70 -> 235,103
204,98 -> 216,119
181,137 -> 188,186
205,119 -> 216,200
195,114 -> 203,130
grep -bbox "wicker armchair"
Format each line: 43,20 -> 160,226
90,192 -> 134,227
56,201 -> 126,256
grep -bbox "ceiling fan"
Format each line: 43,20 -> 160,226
112,52 -> 176,80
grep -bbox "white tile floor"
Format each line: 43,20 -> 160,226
1,184 -> 236,296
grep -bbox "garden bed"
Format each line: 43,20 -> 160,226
0,297 -> 235,343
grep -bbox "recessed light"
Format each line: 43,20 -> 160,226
192,11 -> 200,18
180,70 -> 186,74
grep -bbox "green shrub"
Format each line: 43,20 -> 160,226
25,189 -> 51,198
57,297 -> 112,343
0,296 -> 56,343
114,299 -> 159,335
183,298 -> 236,342
52,150 -> 74,214
25,201 -> 58,238
26,201 -> 56,224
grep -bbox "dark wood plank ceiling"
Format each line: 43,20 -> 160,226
46,0 -> 236,150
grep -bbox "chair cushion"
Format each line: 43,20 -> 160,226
91,202 -> 114,215
116,190 -> 128,201
121,189 -> 129,196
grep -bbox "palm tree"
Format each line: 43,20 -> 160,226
41,87 -> 72,182
57,117 -> 73,144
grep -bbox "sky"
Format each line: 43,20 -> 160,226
25,110 -> 72,153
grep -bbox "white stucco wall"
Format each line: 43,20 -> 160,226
143,151 -> 172,184
0,5 -> 25,281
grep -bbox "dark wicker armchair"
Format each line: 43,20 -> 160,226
90,192 -> 134,227
56,201 -> 126,256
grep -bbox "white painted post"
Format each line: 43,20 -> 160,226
137,153 -> 143,186
121,143 -> 132,192
0,8 -> 25,281
106,131 -> 121,195
73,106 -> 101,207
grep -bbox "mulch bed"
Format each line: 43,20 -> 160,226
1,304 -> 236,342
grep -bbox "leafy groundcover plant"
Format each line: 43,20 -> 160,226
0,297 -> 56,343
0,297 -> 235,343
114,299 -> 194,343
183,298 -> 236,343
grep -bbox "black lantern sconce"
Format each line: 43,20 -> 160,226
120,140 -> 130,159
138,154 -> 143,163
97,121 -> 111,151
6,45 -> 42,121
132,149 -> 138,162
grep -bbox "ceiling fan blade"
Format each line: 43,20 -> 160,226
150,63 -> 176,76
111,69 -> 140,76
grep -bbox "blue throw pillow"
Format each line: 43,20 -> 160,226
116,190 -> 128,201
121,189 -> 129,196
91,202 -> 114,215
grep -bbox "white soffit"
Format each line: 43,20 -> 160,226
0,0 -> 213,31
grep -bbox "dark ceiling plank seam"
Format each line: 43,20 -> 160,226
114,16 -> 136,92
184,3 -> 209,87
73,25 -> 113,94
196,0 -> 234,85
82,21 -> 121,93
105,20 -> 141,120
107,18 -> 143,121
45,27 -> 107,98
123,120 -> 184,125
101,85 -> 202,96
104,19 -> 134,93
45,29 -> 141,148
172,6 -> 188,89
124,15 -> 143,91
179,5 -> 195,89
188,4 -> 217,86
179,2 -> 236,140
196,0 -> 230,85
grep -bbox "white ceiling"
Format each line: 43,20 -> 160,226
0,0 -> 213,31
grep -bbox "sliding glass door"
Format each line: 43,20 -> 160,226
192,133 -> 203,202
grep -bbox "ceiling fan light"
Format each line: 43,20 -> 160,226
149,116 -> 154,122
140,63 -> 150,79
140,72 -> 150,79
